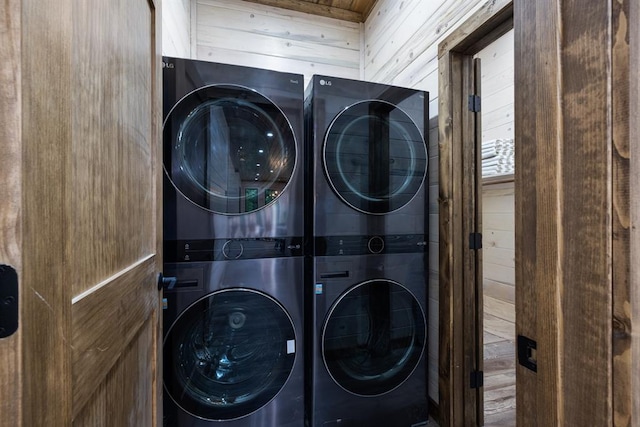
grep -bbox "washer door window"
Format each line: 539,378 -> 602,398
323,100 -> 427,214
322,280 -> 426,396
164,289 -> 296,421
164,85 -> 296,214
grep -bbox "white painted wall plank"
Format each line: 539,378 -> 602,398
163,0 -> 192,57
194,0 -> 361,81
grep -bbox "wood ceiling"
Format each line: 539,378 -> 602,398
240,0 -> 379,23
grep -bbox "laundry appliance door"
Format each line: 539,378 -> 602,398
322,279 -> 426,396
164,85 -> 296,214
323,100 -> 427,214
164,288 -> 297,421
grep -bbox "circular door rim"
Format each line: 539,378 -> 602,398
163,287 -> 298,421
320,278 -> 427,397
322,98 -> 428,216
163,83 -> 299,216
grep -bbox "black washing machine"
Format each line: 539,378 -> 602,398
163,57 -> 304,247
162,57 -> 305,426
304,75 -> 428,242
304,76 -> 429,426
162,241 -> 304,426
306,238 -> 428,427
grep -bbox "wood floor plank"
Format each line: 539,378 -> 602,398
484,313 -> 515,340
483,279 -> 516,303
485,295 -> 516,323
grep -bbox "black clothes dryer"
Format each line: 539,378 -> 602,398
163,57 -> 304,250
306,245 -> 428,427
304,75 -> 428,244
163,251 -> 304,427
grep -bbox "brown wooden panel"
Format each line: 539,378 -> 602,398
71,0 -> 155,297
513,0 -> 537,424
630,2 -> 640,425
559,1 -> 612,424
71,255 -> 157,415
73,317 -> 154,426
612,1 -> 632,426
0,0 -> 22,424
437,50 -> 463,427
21,0 -> 74,424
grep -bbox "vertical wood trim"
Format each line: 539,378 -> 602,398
612,0 -> 632,426
0,0 -> 22,425
151,0 -> 164,424
559,0 -> 612,424
513,0 -> 538,424
472,57 -> 484,426
628,0 -> 640,424
438,51 -> 465,427
461,55 -> 479,426
438,2 -> 514,425
22,0 -> 72,424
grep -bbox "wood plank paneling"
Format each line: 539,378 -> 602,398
630,2 -> 640,425
515,0 -> 637,425
612,1 -> 632,426
0,0 -> 22,424
365,0 -> 483,83
195,0 -> 360,83
241,0 -> 367,22
162,0 -> 191,57
559,0 -> 612,423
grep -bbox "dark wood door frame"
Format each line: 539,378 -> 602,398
437,1 -> 513,425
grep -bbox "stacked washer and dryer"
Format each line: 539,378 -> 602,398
304,76 -> 430,427
161,57 -> 429,427
162,57 -> 305,427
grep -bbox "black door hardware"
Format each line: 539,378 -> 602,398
0,265 -> 18,339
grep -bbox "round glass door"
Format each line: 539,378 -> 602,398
164,289 -> 296,421
322,280 -> 426,396
164,85 -> 296,214
323,100 -> 427,214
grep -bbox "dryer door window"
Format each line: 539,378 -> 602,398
323,100 -> 427,214
164,289 -> 296,421
322,279 -> 426,396
164,85 -> 296,214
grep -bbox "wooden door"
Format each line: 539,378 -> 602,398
0,0 -> 162,425
515,0 -> 637,425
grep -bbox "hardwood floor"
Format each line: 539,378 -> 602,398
483,279 -> 516,426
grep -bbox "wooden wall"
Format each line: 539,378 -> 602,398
475,29 -> 514,143
482,184 -> 514,290
162,0 -> 191,57
515,0 -> 638,424
193,0 -> 361,84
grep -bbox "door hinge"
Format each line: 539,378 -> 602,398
469,232 -> 483,250
468,94 -> 481,112
470,370 -> 484,389
517,335 -> 538,372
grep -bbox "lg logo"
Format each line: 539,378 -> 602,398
162,62 -> 175,69
319,79 -> 332,86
